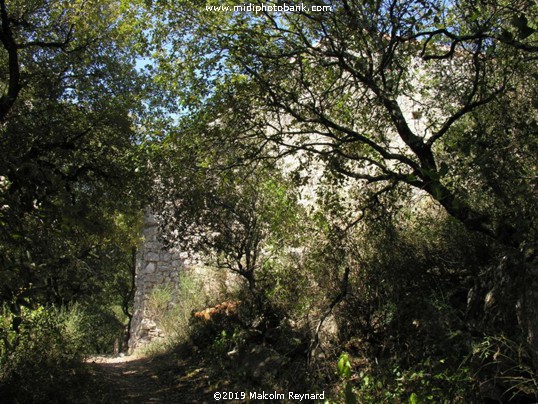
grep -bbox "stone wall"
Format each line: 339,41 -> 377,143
128,211 -> 184,352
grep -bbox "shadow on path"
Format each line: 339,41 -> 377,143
85,345 -> 216,403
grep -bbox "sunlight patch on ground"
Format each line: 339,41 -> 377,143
85,355 -> 137,364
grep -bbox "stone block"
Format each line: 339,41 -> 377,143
160,252 -> 171,261
142,226 -> 158,238
145,242 -> 162,250
146,252 -> 159,261
145,262 -> 155,273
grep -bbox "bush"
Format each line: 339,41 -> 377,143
77,305 -> 127,354
0,305 -> 88,403
302,198 -> 497,401
136,272 -> 210,356
472,335 -> 538,403
189,300 -> 244,351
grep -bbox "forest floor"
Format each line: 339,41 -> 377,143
83,344 -> 224,403
82,339 -> 314,403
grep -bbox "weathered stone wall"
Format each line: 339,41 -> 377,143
128,211 -> 184,352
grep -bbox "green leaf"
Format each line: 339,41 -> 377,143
409,392 -> 421,404
337,353 -> 352,379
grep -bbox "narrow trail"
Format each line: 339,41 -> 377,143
84,346 -> 216,403
82,343 -> 310,403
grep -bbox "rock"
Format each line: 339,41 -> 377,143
146,252 -> 159,262
128,211 -> 185,352
145,262 -> 156,273
237,345 -> 288,381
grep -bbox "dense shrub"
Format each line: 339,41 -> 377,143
76,306 -> 127,354
0,305 -> 88,403
136,273 -> 210,356
294,195 -> 538,402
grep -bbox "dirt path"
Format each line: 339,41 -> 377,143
82,343 -> 311,403
84,346 -> 217,403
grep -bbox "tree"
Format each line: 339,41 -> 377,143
145,0 -> 538,374
0,0 -> 148,330
152,121 -> 302,317
150,0 -> 536,245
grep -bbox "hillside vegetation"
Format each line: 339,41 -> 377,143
1,0 -> 537,402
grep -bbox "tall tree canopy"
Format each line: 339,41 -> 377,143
1,0 -> 536,400
148,0 -> 537,247
0,0 -> 148,319
144,0 -> 538,370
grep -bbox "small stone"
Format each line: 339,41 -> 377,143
145,262 -> 155,273
142,226 -> 158,238
146,252 -> 159,261
160,252 -> 171,261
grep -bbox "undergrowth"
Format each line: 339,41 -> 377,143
0,305 -> 89,403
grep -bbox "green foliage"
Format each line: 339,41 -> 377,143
0,2 -> 150,400
75,305 -> 127,354
336,353 -> 357,404
137,273 -> 210,357
338,353 -> 352,379
0,305 -> 88,402
139,1 -> 538,400
473,335 -> 538,402
332,358 -> 475,403
0,0 -> 148,288
0,0 -> 534,401
147,0 -> 538,248
302,191 -> 494,401
147,284 -> 175,325
152,118 -> 304,318
0,0 -> 148,374
211,330 -> 234,358
163,274 -> 211,341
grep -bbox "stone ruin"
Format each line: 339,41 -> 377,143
127,211 -> 184,352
